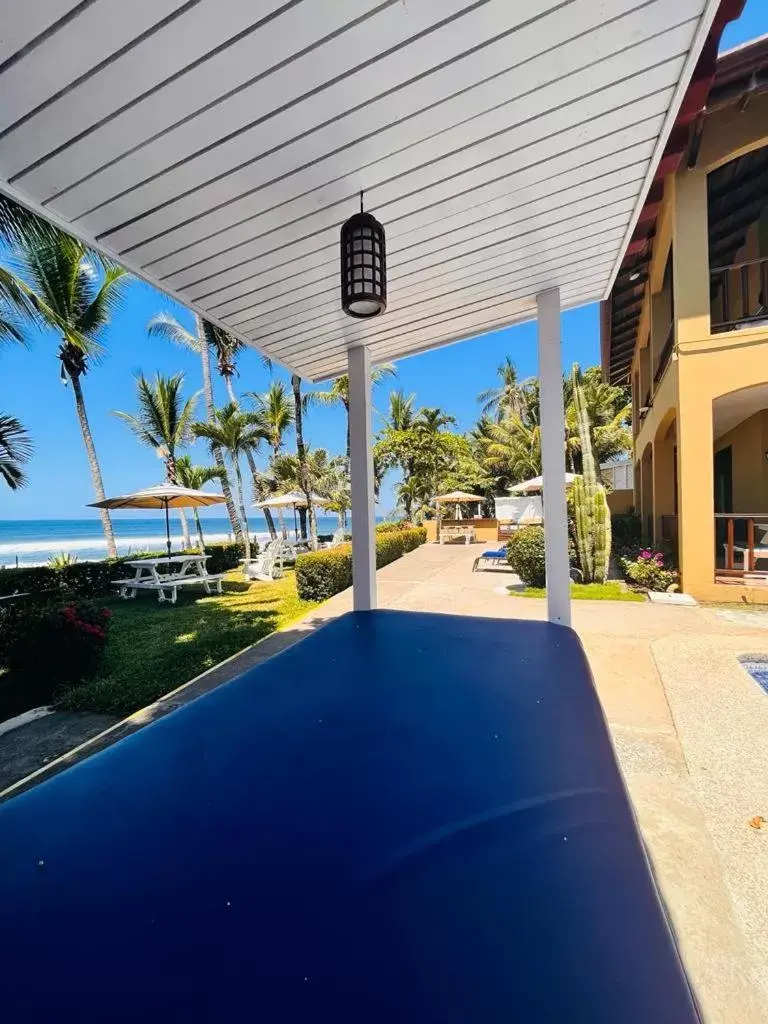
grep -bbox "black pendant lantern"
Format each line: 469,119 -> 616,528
340,193 -> 387,318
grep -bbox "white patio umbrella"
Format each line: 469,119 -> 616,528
89,483 -> 226,560
433,490 -> 485,520
509,474 -> 577,494
255,491 -> 331,540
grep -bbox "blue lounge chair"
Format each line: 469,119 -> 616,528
473,547 -> 508,571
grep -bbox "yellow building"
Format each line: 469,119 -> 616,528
602,34 -> 768,602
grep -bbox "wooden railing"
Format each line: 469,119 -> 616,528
715,514 -> 768,577
653,324 -> 674,387
710,256 -> 768,333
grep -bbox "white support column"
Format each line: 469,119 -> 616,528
537,287 -> 571,628
347,344 -> 377,611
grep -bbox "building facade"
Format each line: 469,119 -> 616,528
603,35 -> 768,601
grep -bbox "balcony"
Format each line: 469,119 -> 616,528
715,514 -> 768,584
653,324 -> 674,388
710,257 -> 768,333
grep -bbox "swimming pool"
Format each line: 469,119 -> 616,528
739,657 -> 768,694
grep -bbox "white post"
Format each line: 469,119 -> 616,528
537,287 -> 571,627
347,344 -> 377,611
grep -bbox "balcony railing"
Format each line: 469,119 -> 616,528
653,324 -> 674,387
710,256 -> 768,333
715,514 -> 768,581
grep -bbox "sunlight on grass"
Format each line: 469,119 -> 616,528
509,582 -> 645,602
58,571 -> 319,717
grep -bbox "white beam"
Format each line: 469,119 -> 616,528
347,344 -> 377,611
537,287 -> 571,627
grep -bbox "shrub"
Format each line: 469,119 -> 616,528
204,541 -> 249,574
0,599 -> 112,715
376,521 -> 410,533
295,545 -> 354,601
296,527 -> 427,601
48,552 -> 78,569
621,549 -> 678,592
506,526 -> 546,587
611,510 -> 642,551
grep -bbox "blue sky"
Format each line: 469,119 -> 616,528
1,0 -> 765,521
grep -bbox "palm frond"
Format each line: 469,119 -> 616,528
0,413 -> 33,489
147,312 -> 198,351
112,410 -> 162,450
175,454 -> 227,491
0,194 -> 60,247
78,264 -> 128,337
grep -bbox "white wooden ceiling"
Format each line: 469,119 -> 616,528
0,0 -> 722,379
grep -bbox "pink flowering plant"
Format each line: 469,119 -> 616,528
3,599 -> 113,694
621,548 -> 678,592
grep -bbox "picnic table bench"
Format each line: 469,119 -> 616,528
112,554 -> 224,603
439,524 -> 476,545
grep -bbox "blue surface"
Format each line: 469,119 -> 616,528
0,610 -> 700,1022
741,659 -> 768,693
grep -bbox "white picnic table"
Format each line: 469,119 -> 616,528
113,554 -> 225,604
439,524 -> 476,545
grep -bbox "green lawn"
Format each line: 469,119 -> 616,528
510,582 -> 645,602
58,571 -> 319,716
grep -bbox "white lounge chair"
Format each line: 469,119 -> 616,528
243,540 -> 284,582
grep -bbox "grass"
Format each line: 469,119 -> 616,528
57,571 -> 319,716
510,582 -> 645,602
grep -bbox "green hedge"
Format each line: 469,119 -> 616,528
506,526 -> 547,587
296,527 -> 427,601
0,541 -> 248,601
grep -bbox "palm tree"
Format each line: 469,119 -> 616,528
175,455 -> 227,551
478,356 -> 527,421
564,365 -> 631,472
309,363 -> 396,459
0,414 -> 33,489
291,373 -> 317,549
113,372 -> 200,548
193,403 -> 267,563
202,320 -> 279,538
415,407 -> 457,433
0,226 -> 126,558
148,312 -> 244,541
265,447 -> 349,530
478,414 -> 542,486
382,389 -> 416,431
247,380 -> 294,538
205,322 -> 244,404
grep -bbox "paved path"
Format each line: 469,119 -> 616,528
3,542 -> 767,1021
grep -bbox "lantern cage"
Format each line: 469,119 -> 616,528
340,208 -> 387,319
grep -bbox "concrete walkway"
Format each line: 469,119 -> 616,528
2,542 -> 767,1021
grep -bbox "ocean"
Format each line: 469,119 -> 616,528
0,517 -> 344,567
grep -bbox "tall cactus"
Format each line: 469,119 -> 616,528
570,365 -> 612,583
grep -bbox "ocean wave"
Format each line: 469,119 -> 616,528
0,532 -> 271,558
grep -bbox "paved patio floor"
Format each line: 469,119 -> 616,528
2,542 -> 767,1021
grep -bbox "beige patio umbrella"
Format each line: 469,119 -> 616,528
255,491 -> 331,539
509,474 -> 577,494
90,483 -> 226,561
433,490 -> 485,520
